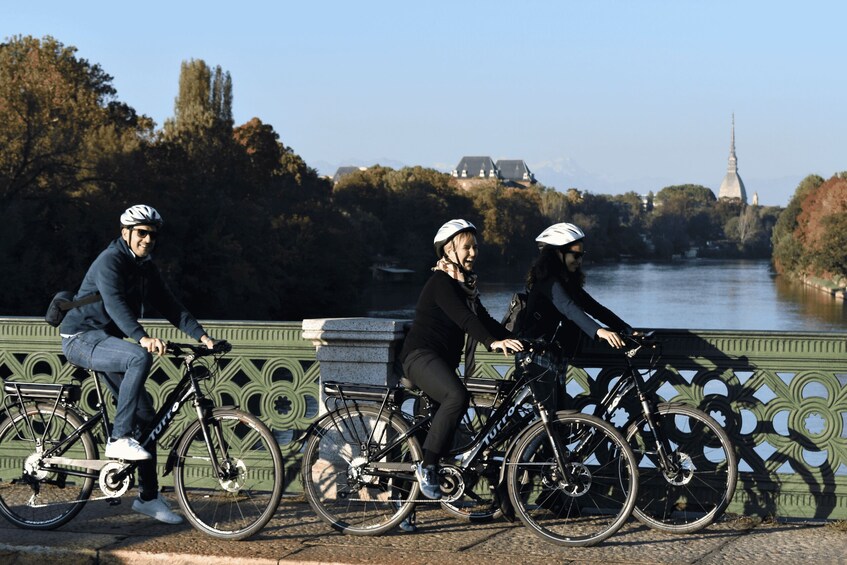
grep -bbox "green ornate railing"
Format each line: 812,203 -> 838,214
1,318 -> 846,519
474,329 -> 847,520
0,318 -> 319,490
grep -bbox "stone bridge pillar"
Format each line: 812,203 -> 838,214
301,318 -> 410,390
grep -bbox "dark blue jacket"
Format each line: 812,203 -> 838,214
60,237 -> 206,343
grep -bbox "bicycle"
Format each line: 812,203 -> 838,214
300,340 -> 640,547
583,331 -> 738,533
0,341 -> 284,540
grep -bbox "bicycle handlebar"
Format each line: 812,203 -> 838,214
166,340 -> 232,357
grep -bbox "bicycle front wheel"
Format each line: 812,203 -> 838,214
173,408 -> 284,540
507,412 -> 638,547
0,403 -> 96,529
301,404 -> 421,535
626,403 -> 738,534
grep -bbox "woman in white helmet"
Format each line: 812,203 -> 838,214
520,223 -> 633,411
400,219 -> 523,502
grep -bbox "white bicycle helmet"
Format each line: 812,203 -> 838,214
433,219 -> 476,258
120,205 -> 163,228
535,222 -> 585,248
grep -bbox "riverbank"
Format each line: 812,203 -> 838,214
801,275 -> 847,300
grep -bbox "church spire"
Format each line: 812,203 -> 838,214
718,113 -> 747,202
727,113 -> 738,174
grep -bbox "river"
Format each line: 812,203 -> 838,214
366,259 -> 847,332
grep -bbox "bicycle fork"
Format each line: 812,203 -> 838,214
636,394 -> 680,476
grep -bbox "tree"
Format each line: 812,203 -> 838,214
162,60 -> 234,170
467,183 -> 546,273
0,35 -> 152,314
0,35 -> 149,200
771,174 -> 825,275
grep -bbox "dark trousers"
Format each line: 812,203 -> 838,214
402,349 -> 470,461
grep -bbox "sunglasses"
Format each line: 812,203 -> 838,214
134,228 -> 159,240
566,250 -> 585,260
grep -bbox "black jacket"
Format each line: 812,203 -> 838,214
400,271 -> 510,369
523,277 -> 631,359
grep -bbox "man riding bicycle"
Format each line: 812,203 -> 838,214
60,205 -> 217,524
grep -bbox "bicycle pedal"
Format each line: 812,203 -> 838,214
108,498 -> 122,506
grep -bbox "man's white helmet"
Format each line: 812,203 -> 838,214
535,223 -> 585,248
434,219 -> 476,258
120,205 -> 163,228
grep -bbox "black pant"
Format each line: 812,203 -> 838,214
402,349 -> 470,461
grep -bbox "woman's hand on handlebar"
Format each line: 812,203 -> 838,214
597,328 -> 625,349
491,338 -> 524,356
200,335 -> 216,349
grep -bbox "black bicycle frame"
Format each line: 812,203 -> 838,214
593,342 -> 677,471
324,359 -> 577,484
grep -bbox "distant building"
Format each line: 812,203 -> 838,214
452,156 -> 498,180
496,159 -> 536,187
717,115 -> 748,203
450,156 -> 535,189
333,166 -> 367,184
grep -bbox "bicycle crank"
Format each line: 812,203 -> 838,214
99,461 -> 133,498
437,465 -> 465,503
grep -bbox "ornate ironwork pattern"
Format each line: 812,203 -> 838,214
3,319 -> 847,518
0,319 -> 319,491
475,329 -> 847,519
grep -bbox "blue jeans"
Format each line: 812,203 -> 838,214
62,330 -> 159,496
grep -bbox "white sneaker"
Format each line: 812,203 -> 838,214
105,437 -> 152,461
414,463 -> 442,500
132,494 -> 183,524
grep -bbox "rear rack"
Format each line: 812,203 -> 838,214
3,381 -> 81,402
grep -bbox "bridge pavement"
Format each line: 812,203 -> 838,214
0,493 -> 844,564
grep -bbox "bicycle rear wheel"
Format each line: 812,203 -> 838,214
626,403 -> 737,533
301,404 -> 421,535
173,408 -> 284,540
507,412 -> 638,547
0,403 -> 96,529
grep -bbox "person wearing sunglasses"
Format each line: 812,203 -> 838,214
60,204 -> 216,525
518,222 -> 632,412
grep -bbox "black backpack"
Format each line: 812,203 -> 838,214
501,290 -> 528,334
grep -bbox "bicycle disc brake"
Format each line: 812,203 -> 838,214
556,462 -> 592,497
662,452 -> 695,486
99,461 -> 132,497
219,459 -> 247,493
347,456 -> 377,485
24,452 -> 51,481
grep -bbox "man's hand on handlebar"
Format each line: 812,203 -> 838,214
200,335 -> 216,349
140,336 -> 167,356
491,338 -> 525,356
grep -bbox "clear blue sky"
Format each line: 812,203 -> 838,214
5,1 -> 846,206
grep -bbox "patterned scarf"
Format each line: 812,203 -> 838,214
433,257 -> 480,378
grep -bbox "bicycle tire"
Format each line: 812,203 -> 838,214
301,404 -> 422,535
626,403 -> 738,534
173,408 -> 284,540
0,403 -> 96,529
506,412 -> 638,547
